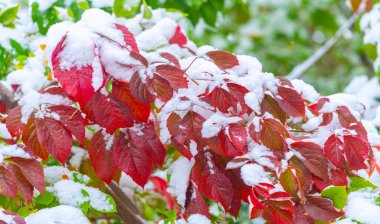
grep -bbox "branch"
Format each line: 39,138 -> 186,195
0,83 -> 16,109
286,0 -> 367,80
105,182 -> 145,224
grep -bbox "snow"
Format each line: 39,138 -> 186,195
344,190 -> 380,224
188,214 -> 211,224
168,157 -> 194,207
26,205 -> 90,224
229,55 -> 262,76
201,113 -> 241,138
52,180 -> 114,212
0,145 -> 32,164
291,79 -> 320,103
244,92 -> 261,114
241,163 -> 272,186
0,123 -> 11,139
0,210 -> 16,224
136,18 -> 178,51
44,166 -> 90,184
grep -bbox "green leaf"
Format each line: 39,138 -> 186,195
321,186 -> 347,209
36,190 -> 56,205
143,0 -> 152,19
113,0 -> 140,18
73,172 -> 91,185
16,207 -> 34,218
349,176 -> 377,192
0,4 -> 19,27
200,1 -> 217,26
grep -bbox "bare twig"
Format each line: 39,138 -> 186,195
105,182 -> 145,224
286,0 -> 367,80
0,83 -> 16,109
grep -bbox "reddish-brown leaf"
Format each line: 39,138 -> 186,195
336,106 -> 357,128
155,64 -> 188,90
168,25 -> 187,46
36,117 -> 73,164
304,196 -> 344,221
150,74 -> 173,102
90,91 -> 134,134
324,134 -> 344,168
22,117 -> 49,160
49,105 -> 85,146
115,23 -> 139,53
206,50 -> 239,70
227,123 -> 247,151
129,123 -> 166,167
276,86 -> 305,118
185,182 -> 210,218
0,166 -> 17,198
112,81 -> 150,123
9,157 -> 44,194
5,106 -> 23,137
129,72 -> 154,104
343,135 -> 369,170
113,132 -> 153,187
291,141 -> 329,180
191,152 -> 233,211
7,163 -> 34,203
261,118 -> 288,151
52,35 -> 102,106
159,52 -> 180,67
261,94 -> 286,124
88,130 -> 116,184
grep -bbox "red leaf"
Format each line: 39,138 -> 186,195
191,152 -> 233,211
159,52 -> 180,67
336,106 -> 357,128
129,72 -> 154,104
36,117 -> 73,164
5,106 -> 23,137
115,23 -> 139,53
155,64 -> 188,90
22,117 -> 49,160
324,134 -> 344,168
129,123 -> 166,167
7,163 -> 34,203
49,105 -> 85,146
0,166 -> 17,198
52,35 -> 103,106
206,50 -> 239,70
308,97 -> 329,114
185,182 -> 210,218
343,135 -> 369,170
312,169 -> 347,191
261,118 -> 288,151
150,74 -> 173,102
304,196 -> 344,221
113,132 -> 152,187
168,25 -> 187,46
227,123 -> 248,151
90,91 -> 134,134
279,165 -> 305,198
112,81 -> 150,123
261,94 -> 286,124
207,87 -> 236,113
88,130 -> 116,184
291,141 -> 329,180
275,86 -> 305,118
9,157 -> 44,194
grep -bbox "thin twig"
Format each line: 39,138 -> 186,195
0,83 -> 16,109
105,182 -> 145,224
286,0 -> 367,80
